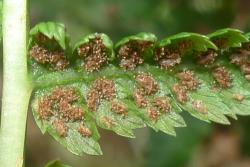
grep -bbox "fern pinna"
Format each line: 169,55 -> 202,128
29,22 -> 250,155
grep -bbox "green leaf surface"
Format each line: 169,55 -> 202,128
115,32 -> 157,49
30,22 -> 68,49
245,32 -> 250,39
158,32 -> 217,52
208,28 -> 249,48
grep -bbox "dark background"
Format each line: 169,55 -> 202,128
1,0 -> 250,166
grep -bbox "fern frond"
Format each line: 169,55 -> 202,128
29,22 -> 250,155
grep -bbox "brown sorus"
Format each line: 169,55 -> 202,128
155,40 -> 192,70
197,49 -> 218,66
172,84 -> 188,104
37,33 -> 50,44
230,50 -> 249,66
30,44 -> 69,70
240,63 -> 250,74
51,88 -> 79,103
58,100 -> 85,122
87,78 -> 116,112
111,101 -> 128,117
101,116 -> 116,128
94,78 -> 116,100
153,97 -> 171,113
53,120 -> 69,137
136,73 -> 159,95
177,40 -> 193,54
77,35 -> 108,72
86,90 -> 100,112
53,56 -> 69,71
69,108 -> 84,121
147,107 -> 160,121
242,43 -> 250,51
78,125 -> 92,138
38,87 -> 84,122
158,55 -> 181,70
38,97 -> 53,119
30,44 -> 50,64
155,47 -> 181,70
240,62 -> 250,80
212,38 -> 228,48
233,93 -> 245,102
212,67 -> 232,88
245,74 -> 250,81
118,40 -> 153,70
230,48 -> 250,81
134,89 -> 148,108
177,70 -> 200,90
192,100 -> 208,114
211,85 -> 221,93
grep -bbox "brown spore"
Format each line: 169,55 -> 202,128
147,107 -> 160,121
134,89 -> 148,108
192,100 -> 208,114
77,35 -> 108,72
30,44 -> 69,70
197,49 -> 218,66
230,50 -> 249,66
38,97 -> 53,120
242,42 -> 250,51
78,125 -> 92,138
212,67 -> 232,88
240,63 -> 250,75
58,101 -> 84,122
155,40 -> 192,70
37,33 -> 50,44
245,74 -> 250,81
211,85 -> 221,93
101,116 -> 116,128
230,48 -> 250,81
53,54 -> 69,71
87,78 -> 116,112
136,73 -> 159,95
93,78 -> 116,100
117,40 -> 153,70
30,44 -> 50,64
172,70 -> 199,104
86,90 -> 100,112
233,93 -> 245,102
155,47 -> 181,70
53,120 -> 69,137
38,87 -> 85,122
153,97 -> 171,113
50,88 -> 79,103
177,70 -> 200,90
172,84 -> 189,104
111,101 -> 128,117
212,38 -> 228,49
178,40 -> 193,54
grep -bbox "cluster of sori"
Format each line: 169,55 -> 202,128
29,22 -> 250,155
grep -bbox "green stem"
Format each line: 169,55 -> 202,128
0,0 -> 31,166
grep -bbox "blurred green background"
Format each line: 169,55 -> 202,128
1,0 -> 250,166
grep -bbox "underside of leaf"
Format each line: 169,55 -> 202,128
29,22 -> 250,155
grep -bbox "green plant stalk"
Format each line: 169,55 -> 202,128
0,0 -> 32,166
